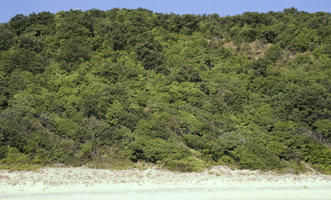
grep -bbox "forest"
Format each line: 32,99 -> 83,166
0,8 -> 330,173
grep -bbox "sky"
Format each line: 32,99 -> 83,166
0,0 -> 330,23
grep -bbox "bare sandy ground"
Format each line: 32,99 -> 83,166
0,166 -> 330,200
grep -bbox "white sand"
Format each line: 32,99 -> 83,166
0,166 -> 330,200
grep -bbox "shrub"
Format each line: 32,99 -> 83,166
162,155 -> 205,172
0,146 -> 38,170
127,137 -> 205,171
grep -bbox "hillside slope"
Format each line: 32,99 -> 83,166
0,8 -> 330,173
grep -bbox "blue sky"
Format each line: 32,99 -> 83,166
1,0 -> 330,23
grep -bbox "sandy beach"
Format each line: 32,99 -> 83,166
0,166 -> 330,200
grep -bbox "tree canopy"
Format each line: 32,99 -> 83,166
0,8 -> 330,173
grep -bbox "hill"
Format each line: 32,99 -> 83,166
0,8 -> 330,173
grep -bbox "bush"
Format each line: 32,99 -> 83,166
0,147 -> 38,170
233,143 -> 284,170
218,155 -> 235,166
162,155 -> 205,172
127,137 -> 205,171
313,120 -> 331,143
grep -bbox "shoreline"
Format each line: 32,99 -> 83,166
1,166 -> 331,200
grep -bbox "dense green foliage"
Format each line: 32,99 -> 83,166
0,8 -> 330,173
